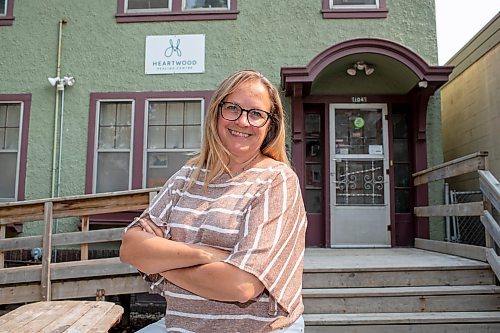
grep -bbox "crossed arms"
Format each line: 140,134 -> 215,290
119,217 -> 265,303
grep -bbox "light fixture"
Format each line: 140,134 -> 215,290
346,61 -> 375,76
418,80 -> 428,88
48,75 -> 76,91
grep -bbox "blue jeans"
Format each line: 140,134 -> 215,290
135,315 -> 305,332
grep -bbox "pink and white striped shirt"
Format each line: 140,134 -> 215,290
126,160 -> 307,332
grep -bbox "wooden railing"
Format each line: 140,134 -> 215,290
413,151 -> 500,279
0,187 -> 161,305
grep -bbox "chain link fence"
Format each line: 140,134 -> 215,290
445,187 -> 485,246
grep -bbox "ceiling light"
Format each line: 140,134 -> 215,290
347,61 -> 375,76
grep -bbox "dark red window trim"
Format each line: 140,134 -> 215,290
0,0 -> 15,26
321,0 -> 388,19
86,90 -> 213,194
116,0 -> 238,23
86,90 -> 213,227
0,93 -> 31,202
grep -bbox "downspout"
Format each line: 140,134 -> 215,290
50,19 -> 67,198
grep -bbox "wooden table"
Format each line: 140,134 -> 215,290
0,300 -> 123,333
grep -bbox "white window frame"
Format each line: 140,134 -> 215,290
0,101 -> 22,202
142,98 -> 204,187
92,99 -> 135,193
330,0 -> 379,10
125,0 -> 172,13
182,0 -> 230,11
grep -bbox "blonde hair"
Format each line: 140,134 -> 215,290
186,69 -> 288,189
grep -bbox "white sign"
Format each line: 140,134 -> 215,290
145,34 -> 205,74
369,145 -> 383,155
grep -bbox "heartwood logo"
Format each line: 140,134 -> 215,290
165,39 -> 182,58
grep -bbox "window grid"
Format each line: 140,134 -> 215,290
116,0 -> 238,23
330,0 -> 379,9
0,102 -> 21,202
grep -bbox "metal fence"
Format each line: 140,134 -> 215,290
445,185 -> 485,246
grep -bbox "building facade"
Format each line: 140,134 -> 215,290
0,0 -> 452,246
441,13 -> 499,191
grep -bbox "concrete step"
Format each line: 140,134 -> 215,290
304,312 -> 500,333
303,267 -> 494,288
302,285 -> 500,313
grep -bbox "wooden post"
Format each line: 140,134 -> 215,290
80,216 -> 89,260
0,222 -> 5,269
41,202 -> 53,301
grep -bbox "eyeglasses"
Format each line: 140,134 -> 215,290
219,102 -> 272,128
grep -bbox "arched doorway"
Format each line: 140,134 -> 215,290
281,38 -> 453,247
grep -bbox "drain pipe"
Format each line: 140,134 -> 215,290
50,19 -> 67,198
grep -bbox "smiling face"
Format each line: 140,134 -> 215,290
217,79 -> 272,164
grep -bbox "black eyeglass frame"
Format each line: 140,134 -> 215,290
218,101 -> 273,128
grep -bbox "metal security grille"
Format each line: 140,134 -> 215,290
448,189 -> 485,246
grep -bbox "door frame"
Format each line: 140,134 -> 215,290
329,103 -> 391,247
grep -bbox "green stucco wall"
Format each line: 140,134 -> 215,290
0,0 -> 442,237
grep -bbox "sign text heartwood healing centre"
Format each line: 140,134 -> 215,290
145,34 -> 205,74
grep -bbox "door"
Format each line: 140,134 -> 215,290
330,104 -> 390,247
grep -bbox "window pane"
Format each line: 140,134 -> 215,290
336,160 -> 384,205
0,104 -> 6,125
331,0 -> 377,6
98,127 -> 115,149
6,104 -> 20,127
4,128 -> 19,149
149,102 -> 166,125
166,126 -> 183,148
306,164 -> 322,187
0,152 -> 16,199
306,139 -> 321,163
115,127 -> 131,149
184,126 -> 201,149
394,139 -> 409,162
305,114 -> 320,137
305,189 -> 321,213
335,109 -> 383,155
395,189 -> 410,213
96,152 -> 130,193
184,101 -> 202,125
116,103 -> 132,126
100,103 -> 117,126
167,102 -> 184,125
184,0 -> 228,9
394,164 -> 410,187
128,0 -> 170,10
393,113 -> 408,139
147,152 -> 194,187
0,0 -> 6,16
148,126 -> 166,149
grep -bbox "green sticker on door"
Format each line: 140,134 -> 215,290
353,116 -> 365,129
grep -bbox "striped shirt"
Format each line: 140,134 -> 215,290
126,160 -> 307,332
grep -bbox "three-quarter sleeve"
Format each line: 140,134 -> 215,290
224,167 -> 307,315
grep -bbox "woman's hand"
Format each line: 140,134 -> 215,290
137,217 -> 164,237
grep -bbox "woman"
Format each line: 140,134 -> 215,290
120,70 -> 307,332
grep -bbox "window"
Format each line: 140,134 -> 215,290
116,0 -> 237,23
0,94 -> 31,202
87,91 -> 211,194
322,0 -> 387,19
0,0 -> 15,26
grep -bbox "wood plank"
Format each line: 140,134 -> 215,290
14,301 -> 72,332
41,202 -> 53,301
92,304 -> 124,333
0,257 -> 137,285
414,238 -> 487,262
486,248 -> 500,281
413,151 -> 488,186
414,202 -> 483,217
0,224 -> 5,269
81,216 -> 89,260
0,275 -> 148,304
0,228 -> 123,252
68,301 -> 119,333
0,302 -> 48,332
51,275 -> 149,300
0,187 -> 161,225
480,211 -> 500,248
40,301 -> 96,333
479,170 -> 500,212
